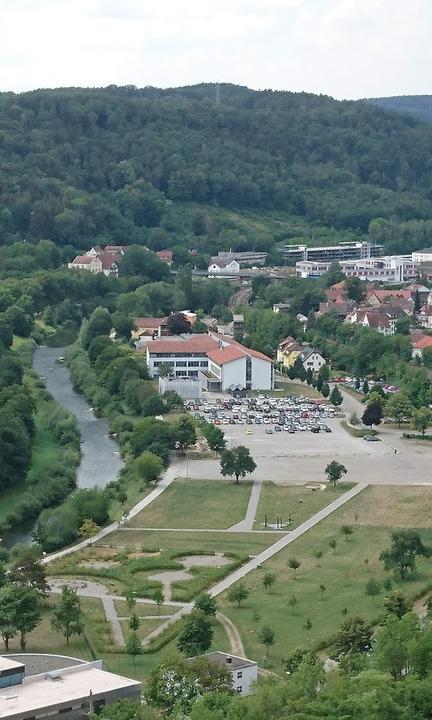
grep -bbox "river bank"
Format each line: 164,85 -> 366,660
2,346 -> 124,547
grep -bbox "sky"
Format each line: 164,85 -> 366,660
1,0 -> 431,99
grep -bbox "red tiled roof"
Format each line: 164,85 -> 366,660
207,346 -> 246,365
157,250 -> 173,261
71,255 -> 95,264
99,253 -> 119,269
415,336 -> 432,350
367,289 -> 412,301
134,317 -> 167,329
210,333 -> 272,362
148,334 -> 219,354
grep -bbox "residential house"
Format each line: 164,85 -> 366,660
300,346 -> 326,373
208,259 -> 240,276
68,255 -> 102,273
318,300 -> 356,320
197,653 -> 257,695
68,245 -> 122,276
276,336 -> 303,369
156,250 -> 173,265
132,317 -> 168,339
365,289 -> 413,308
412,335 -> 432,359
273,302 -> 291,314
325,281 -> 348,303
346,307 -> 404,336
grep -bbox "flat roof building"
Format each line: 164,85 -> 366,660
0,655 -> 140,720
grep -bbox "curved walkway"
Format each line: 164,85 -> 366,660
217,612 -> 245,656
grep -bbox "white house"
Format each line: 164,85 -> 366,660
300,347 -> 326,372
200,653 -> 257,695
68,255 -> 103,273
208,259 -> 240,276
144,332 -> 273,391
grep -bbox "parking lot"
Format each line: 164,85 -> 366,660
181,392 -> 405,486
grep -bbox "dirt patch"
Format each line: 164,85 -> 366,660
180,553 -> 231,569
129,551 -> 161,559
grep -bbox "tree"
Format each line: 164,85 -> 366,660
306,368 -> 313,386
227,583 -> 249,607
194,593 -> 217,616
220,445 -> 256,484
128,613 -> 140,631
333,616 -> 373,656
385,392 -> 414,427
329,538 -> 337,551
134,451 -> 164,484
313,550 -> 323,565
323,262 -> 345,287
345,276 -> 366,304
362,379 -> 369,395
177,610 -> 213,656
78,518 -> 99,538
329,386 -> 343,406
125,590 -> 136,612
202,423 -> 226,453
380,530 -> 429,579
412,406 -> 432,435
51,585 -> 83,645
414,289 -> 421,313
158,362 -> 172,378
0,585 -> 17,650
325,460 -> 347,487
126,631 -> 142,668
288,557 -> 301,578
365,578 -> 382,602
319,584 -> 326,600
81,306 -> 112,349
153,589 -> 165,619
384,591 -> 411,619
167,312 -> 192,335
318,364 -> 330,383
362,402 -> 382,428
374,613 -> 420,680
321,382 -> 330,398
262,572 -> 276,593
174,416 -> 197,453
257,626 -> 275,658
8,545 -> 48,593
341,525 -> 354,541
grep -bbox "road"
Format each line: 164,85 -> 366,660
229,286 -> 252,308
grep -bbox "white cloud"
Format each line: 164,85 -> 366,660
0,0 -> 431,98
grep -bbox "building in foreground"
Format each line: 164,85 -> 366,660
0,655 -> 140,720
144,332 -> 273,392
198,652 -> 257,695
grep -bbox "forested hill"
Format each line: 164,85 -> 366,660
2,83 -> 432,254
365,95 -> 432,124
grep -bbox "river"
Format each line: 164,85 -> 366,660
4,346 -> 124,546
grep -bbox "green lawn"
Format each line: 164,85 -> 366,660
253,483 -> 347,531
126,479 -> 252,530
98,529 -> 280,556
114,600 -> 179,617
219,485 -> 432,672
275,381 -> 322,399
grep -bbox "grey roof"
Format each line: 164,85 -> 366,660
300,347 -> 323,361
201,652 -> 257,670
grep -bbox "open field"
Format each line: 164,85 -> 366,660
126,479 -> 252,529
98,529 -> 280,555
219,485 -> 432,672
253,483 -> 347,530
114,600 -> 179,617
274,381 -> 322,399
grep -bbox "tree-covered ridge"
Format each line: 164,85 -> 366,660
2,83 -> 432,254
365,95 -> 432,124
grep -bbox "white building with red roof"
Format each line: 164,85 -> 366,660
144,332 -> 273,392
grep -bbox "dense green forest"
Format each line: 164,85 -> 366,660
366,95 -> 432,124
2,83 -> 432,260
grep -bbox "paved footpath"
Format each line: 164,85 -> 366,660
142,481 -> 368,646
42,457 -> 188,566
228,478 -> 263,532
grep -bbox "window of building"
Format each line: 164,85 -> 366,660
237,671 -> 243,678
188,371 -> 198,377
246,356 -> 252,382
188,361 -> 200,367
176,361 -> 187,366
236,686 -> 243,693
